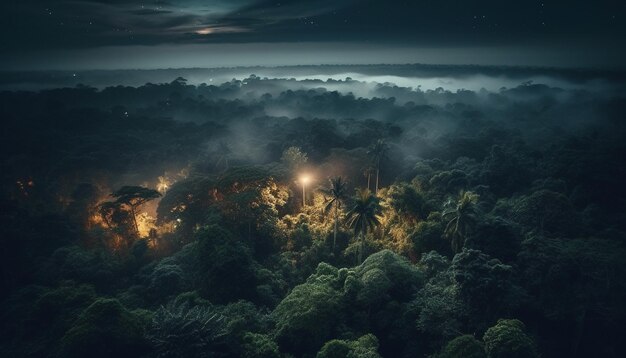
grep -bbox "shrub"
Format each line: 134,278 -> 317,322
317,334 -> 382,358
59,298 -> 148,358
242,332 -> 280,358
146,302 -> 227,358
482,319 -> 538,358
438,335 -> 486,358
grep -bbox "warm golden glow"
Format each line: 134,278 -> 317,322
136,212 -> 157,238
157,175 -> 171,194
300,175 -> 311,185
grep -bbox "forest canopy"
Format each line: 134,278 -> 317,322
1,67 -> 625,358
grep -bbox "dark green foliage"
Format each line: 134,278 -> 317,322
411,219 -> 450,257
40,246 -> 122,290
442,191 -> 479,253
354,250 -> 423,304
518,235 -> 626,319
386,182 -> 429,221
2,73 -> 626,358
368,139 -> 389,193
270,253 -> 421,356
451,249 -> 522,332
346,189 -> 382,263
194,225 -> 258,303
0,283 -> 97,357
157,175 -> 216,229
60,298 -> 148,358
321,176 -> 349,251
272,264 -> 344,355
429,170 -> 468,194
438,335 -> 486,358
415,275 -> 464,342
516,234 -> 626,357
317,334 -> 382,358
146,302 -> 227,358
418,251 -> 451,279
242,333 -> 281,358
511,190 -> 579,236
483,319 -> 538,358
148,260 -> 188,300
351,251 -> 424,357
219,300 -> 272,342
480,145 -> 531,196
415,252 -> 464,349
466,217 -> 520,262
131,238 -> 150,259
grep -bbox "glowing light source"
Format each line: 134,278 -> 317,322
195,28 -> 213,35
300,174 -> 311,185
299,174 -> 312,208
157,175 -> 171,194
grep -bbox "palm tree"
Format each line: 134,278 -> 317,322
442,191 -> 479,253
321,176 -> 349,251
367,139 -> 389,194
362,165 -> 375,191
346,188 -> 382,264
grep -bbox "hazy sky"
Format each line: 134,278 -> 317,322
1,0 -> 625,70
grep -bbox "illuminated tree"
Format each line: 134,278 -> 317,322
98,200 -> 136,247
442,191 -> 479,253
321,176 -> 348,251
346,189 -> 382,264
98,201 -> 119,230
110,186 -> 161,238
367,139 -> 389,194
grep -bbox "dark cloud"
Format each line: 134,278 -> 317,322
0,1 -> 625,68
127,9 -> 175,16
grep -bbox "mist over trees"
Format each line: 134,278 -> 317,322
1,67 -> 625,358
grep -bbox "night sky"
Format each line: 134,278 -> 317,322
1,0 -> 625,69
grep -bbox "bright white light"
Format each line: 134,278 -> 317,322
300,175 -> 311,185
195,28 -> 213,35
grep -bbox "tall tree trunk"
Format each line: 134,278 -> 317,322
333,203 -> 338,251
101,214 -> 113,230
367,173 -> 371,191
358,221 -> 366,264
130,205 -> 140,238
375,158 -> 381,194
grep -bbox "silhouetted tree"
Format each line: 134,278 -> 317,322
368,139 -> 389,194
363,165 -> 375,191
321,176 -> 349,251
111,186 -> 161,237
346,189 -> 382,263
